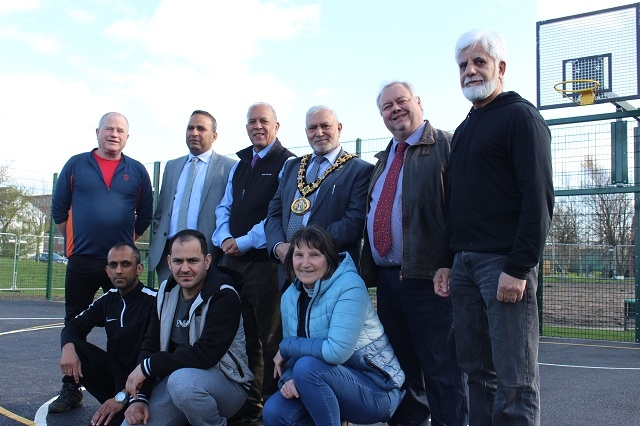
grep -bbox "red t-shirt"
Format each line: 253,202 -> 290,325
93,151 -> 121,188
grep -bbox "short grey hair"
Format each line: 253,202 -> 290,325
376,81 -> 419,111
246,102 -> 278,122
98,112 -> 129,131
455,29 -> 507,65
305,105 -> 339,123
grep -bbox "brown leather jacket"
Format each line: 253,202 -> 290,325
360,120 -> 451,285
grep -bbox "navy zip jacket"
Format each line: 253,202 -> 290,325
51,149 -> 153,258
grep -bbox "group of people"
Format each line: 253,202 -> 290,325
48,28 -> 553,426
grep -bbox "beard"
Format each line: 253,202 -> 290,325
462,76 -> 500,103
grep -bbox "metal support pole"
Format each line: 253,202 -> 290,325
634,127 -> 640,342
147,161 -> 161,289
46,173 -> 58,300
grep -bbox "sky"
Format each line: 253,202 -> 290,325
0,0 -> 635,192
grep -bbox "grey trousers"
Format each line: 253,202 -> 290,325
122,367 -> 247,426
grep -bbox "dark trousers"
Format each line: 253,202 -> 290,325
223,256 -> 283,423
376,266 -> 468,426
451,252 -> 540,425
64,255 -> 113,323
62,340 -> 129,425
154,240 -> 172,285
62,255 -> 113,396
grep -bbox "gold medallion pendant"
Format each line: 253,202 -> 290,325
291,153 -> 357,216
291,197 -> 311,215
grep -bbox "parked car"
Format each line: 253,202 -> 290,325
31,253 -> 68,264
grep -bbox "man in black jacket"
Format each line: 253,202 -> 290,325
56,242 -> 157,426
435,29 -> 553,426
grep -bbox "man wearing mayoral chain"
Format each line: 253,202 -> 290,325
265,105 -> 373,291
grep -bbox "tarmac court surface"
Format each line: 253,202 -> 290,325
1,299 -> 639,425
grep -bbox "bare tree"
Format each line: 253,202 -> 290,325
0,163 -> 9,186
548,200 -> 582,275
581,156 -> 634,276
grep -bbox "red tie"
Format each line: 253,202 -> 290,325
373,141 -> 408,257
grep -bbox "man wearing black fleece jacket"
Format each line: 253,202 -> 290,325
123,229 -> 252,426
435,29 -> 553,426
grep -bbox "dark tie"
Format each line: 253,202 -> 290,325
286,155 -> 325,240
177,157 -> 199,231
373,142 -> 408,257
251,153 -> 260,169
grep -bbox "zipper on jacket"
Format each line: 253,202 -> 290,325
364,356 -> 392,380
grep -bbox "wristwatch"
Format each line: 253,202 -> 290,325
115,391 -> 128,404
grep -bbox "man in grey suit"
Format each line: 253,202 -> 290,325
149,110 -> 236,284
265,106 -> 373,290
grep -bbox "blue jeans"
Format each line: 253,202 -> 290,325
376,266 -> 468,426
450,252 -> 540,426
262,356 -> 403,426
122,367 -> 247,426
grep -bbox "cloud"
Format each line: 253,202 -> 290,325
0,26 -> 62,54
68,8 -> 96,24
104,0 -> 319,68
0,0 -> 39,14
0,72 -> 114,182
536,0 -> 633,20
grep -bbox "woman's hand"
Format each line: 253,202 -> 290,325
273,350 -> 286,378
280,379 -> 299,399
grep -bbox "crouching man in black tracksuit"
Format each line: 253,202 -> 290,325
58,242 -> 157,426
123,229 -> 253,426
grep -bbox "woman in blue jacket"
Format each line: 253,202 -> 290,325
263,225 -> 404,425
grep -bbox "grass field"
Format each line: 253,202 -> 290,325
0,256 -> 66,299
542,325 -> 636,342
0,258 -> 637,342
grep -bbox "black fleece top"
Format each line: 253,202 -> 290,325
440,91 -> 554,279
61,282 -> 157,393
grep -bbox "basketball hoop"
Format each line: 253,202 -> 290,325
554,79 -> 600,106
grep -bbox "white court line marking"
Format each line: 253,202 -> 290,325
540,362 -> 640,370
541,340 -> 640,350
0,324 -> 64,336
34,388 -> 86,426
0,323 -> 67,425
0,318 -> 62,320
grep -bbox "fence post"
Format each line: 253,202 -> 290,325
46,173 -> 58,300
147,161 -> 161,289
355,138 -> 362,157
634,126 -> 640,342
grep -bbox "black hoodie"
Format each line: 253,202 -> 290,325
441,91 -> 554,279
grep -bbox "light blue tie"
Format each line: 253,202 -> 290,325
177,157 -> 198,231
286,156 -> 325,240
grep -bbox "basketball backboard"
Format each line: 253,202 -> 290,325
537,3 -> 640,110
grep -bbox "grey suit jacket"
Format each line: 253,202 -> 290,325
149,150 -> 236,271
265,151 -> 373,268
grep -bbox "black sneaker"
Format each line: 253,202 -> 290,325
48,383 -> 83,413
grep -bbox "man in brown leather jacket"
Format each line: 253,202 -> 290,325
360,81 -> 467,426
